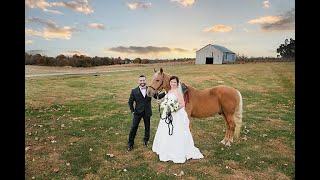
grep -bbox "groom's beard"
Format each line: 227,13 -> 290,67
140,83 -> 146,87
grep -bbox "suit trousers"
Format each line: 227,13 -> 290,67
128,112 -> 151,146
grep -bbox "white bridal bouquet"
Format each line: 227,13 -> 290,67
160,95 -> 179,119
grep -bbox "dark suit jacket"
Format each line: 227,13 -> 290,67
128,86 -> 165,117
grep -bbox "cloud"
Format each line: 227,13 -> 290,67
263,0 -> 270,9
25,18 -> 78,40
204,25 -> 233,32
247,16 -> 282,24
62,50 -> 89,56
51,0 -> 94,14
26,0 -> 93,15
86,23 -> 105,30
127,2 -> 151,10
171,0 -> 195,7
242,28 -> 249,32
25,40 -> 34,44
261,9 -> 295,31
26,50 -> 45,55
25,0 -> 63,14
173,48 -> 189,52
247,8 -> 295,31
106,46 -> 189,55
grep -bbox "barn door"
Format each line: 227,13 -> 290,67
206,57 -> 213,64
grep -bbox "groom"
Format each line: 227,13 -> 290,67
127,75 -> 165,151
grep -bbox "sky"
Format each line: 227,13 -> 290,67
25,0 -> 295,59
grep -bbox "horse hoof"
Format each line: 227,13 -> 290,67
220,139 -> 226,145
225,141 -> 231,146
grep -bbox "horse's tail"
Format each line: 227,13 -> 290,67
234,90 -> 243,140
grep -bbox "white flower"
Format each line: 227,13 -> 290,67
160,95 -> 179,118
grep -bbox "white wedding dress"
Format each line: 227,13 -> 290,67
152,92 -> 204,163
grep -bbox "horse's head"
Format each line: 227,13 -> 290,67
147,68 -> 170,97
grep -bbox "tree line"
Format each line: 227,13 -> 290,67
25,53 -> 194,67
25,38 -> 294,67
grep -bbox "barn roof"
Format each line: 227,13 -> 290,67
196,44 -> 235,54
212,45 -> 235,54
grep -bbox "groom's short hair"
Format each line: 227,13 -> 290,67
139,75 -> 146,78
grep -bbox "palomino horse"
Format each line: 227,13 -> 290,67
147,68 -> 243,146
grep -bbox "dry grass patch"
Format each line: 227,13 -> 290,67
229,166 -> 291,180
197,166 -> 222,178
248,86 -> 267,93
267,139 -> 294,158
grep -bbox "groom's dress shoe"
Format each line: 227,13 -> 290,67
127,145 -> 133,151
144,141 -> 149,147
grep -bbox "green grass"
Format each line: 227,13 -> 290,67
25,62 -> 295,179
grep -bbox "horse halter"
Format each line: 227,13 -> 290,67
148,73 -> 165,93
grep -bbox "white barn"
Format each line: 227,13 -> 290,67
196,44 -> 236,64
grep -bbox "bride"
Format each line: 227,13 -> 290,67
152,75 -> 204,163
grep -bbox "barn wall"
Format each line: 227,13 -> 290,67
223,53 -> 236,63
196,46 -> 224,64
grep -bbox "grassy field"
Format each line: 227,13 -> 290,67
25,62 -> 295,179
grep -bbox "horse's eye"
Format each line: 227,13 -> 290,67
156,80 -> 160,82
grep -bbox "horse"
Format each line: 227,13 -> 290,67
147,68 -> 243,146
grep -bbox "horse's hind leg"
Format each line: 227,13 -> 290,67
220,112 -> 236,146
220,113 -> 230,146
225,113 -> 236,146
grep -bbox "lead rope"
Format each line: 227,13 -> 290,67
157,92 -> 174,135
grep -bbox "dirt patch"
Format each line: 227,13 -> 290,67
197,166 -> 222,177
150,162 -> 169,174
83,173 -> 101,180
143,150 -> 157,160
267,139 -> 294,158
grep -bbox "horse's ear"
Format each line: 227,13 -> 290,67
160,68 -> 163,74
154,68 -> 156,73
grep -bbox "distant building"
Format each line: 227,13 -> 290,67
196,44 -> 236,64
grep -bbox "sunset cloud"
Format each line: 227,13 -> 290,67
25,18 -> 78,40
248,16 -> 282,24
62,50 -> 89,56
261,9 -> 295,31
51,0 -> 94,14
172,48 -> 189,52
248,8 -> 295,31
204,25 -> 233,32
25,40 -> 34,45
127,2 -> 151,10
263,0 -> 270,9
26,50 -> 45,55
86,23 -> 105,30
26,0 -> 93,15
171,0 -> 195,7
25,0 -> 62,14
106,46 -> 189,55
